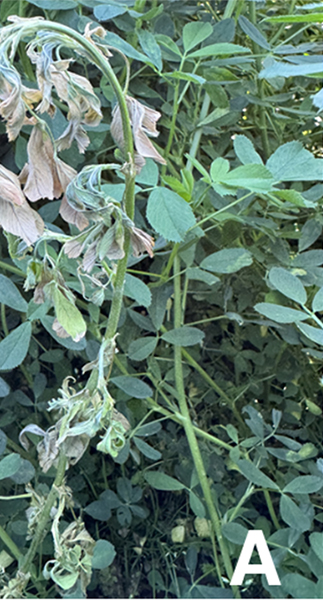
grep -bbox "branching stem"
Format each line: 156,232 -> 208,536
173,254 -> 238,595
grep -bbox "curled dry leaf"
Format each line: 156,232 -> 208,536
27,47 -> 102,152
130,226 -> 154,258
84,22 -> 112,58
0,165 -> 44,244
20,125 -> 77,203
110,96 -> 166,172
59,195 -> 89,231
0,63 -> 26,141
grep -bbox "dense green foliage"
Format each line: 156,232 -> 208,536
0,0 -> 322,598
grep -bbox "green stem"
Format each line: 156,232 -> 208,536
1,304 -> 9,337
0,524 -> 22,561
21,453 -> 67,575
160,324 -> 245,429
263,489 -> 280,530
249,3 -> 271,160
181,346 -> 246,429
186,93 -> 211,171
223,0 -> 239,19
161,54 -> 187,174
173,254 -> 236,592
0,260 -> 25,277
113,354 -> 233,451
302,304 -> 323,329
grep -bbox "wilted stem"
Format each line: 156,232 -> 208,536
20,453 -> 67,575
13,19 -> 136,341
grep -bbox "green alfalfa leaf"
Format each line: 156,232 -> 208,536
282,573 -> 317,600
168,72 -> 206,84
27,0 -> 77,8
238,15 -> 271,50
268,267 -> 307,304
0,275 -> 28,312
265,12 -> 323,22
312,287 -> 323,312
283,475 -> 323,494
53,287 -> 86,342
271,189 -> 306,207
222,522 -> 248,545
155,34 -> 182,58
299,219 -> 322,252
92,540 -> 116,569
146,187 -> 196,242
183,21 -> 213,53
254,303 -> 308,323
186,267 -> 220,286
94,4 -> 126,20
233,135 -> 263,165
124,274 -> 152,308
0,322 -> 31,370
133,437 -> 162,461
41,316 -> 87,350
260,57 -> 323,79
0,453 -> 22,480
200,248 -> 253,274
310,532 -> 323,562
220,164 -> 274,192
111,376 -> 152,399
210,158 -> 230,181
145,471 -> 185,491
267,141 -> 323,182
50,571 -> 78,591
236,459 -> 280,490
137,29 -> 162,71
189,491 -> 206,518
128,337 -> 157,361
280,495 -> 311,532
101,31 -> 150,63
297,322 -> 323,345
161,326 -> 205,346
187,42 -> 251,58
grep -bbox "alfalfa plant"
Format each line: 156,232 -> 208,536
0,14 -> 166,597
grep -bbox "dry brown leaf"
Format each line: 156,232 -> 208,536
110,96 -> 166,171
20,126 -> 60,201
64,238 -> 84,259
0,165 -> 25,206
130,226 -> 154,258
20,125 -> 76,202
0,165 -> 44,244
0,70 -> 26,141
56,118 -> 90,154
59,195 -> 89,231
82,241 -> 98,273
52,318 -> 71,339
49,64 -> 102,152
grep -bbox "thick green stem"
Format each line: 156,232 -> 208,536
249,3 -> 271,160
21,453 -> 67,575
173,254 -> 236,592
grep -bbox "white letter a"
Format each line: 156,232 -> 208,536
230,530 -> 281,586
